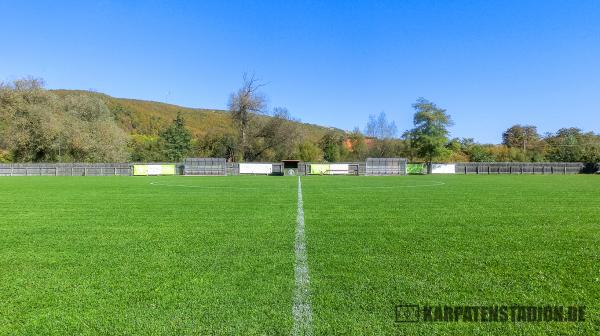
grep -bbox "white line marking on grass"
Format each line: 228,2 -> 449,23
292,176 -> 313,336
149,180 -> 446,190
330,180 -> 446,189
149,181 -> 293,190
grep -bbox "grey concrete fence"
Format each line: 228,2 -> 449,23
0,162 -> 184,176
453,162 -> 585,174
0,163 -> 132,176
1,160 -> 592,177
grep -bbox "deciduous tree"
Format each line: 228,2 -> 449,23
502,125 -> 541,151
364,111 -> 397,139
407,98 -> 453,171
228,74 -> 266,161
319,131 -> 344,162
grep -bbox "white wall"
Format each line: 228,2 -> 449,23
239,163 -> 273,174
431,164 -> 456,174
329,164 -> 349,175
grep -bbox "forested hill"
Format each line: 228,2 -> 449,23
51,89 -> 342,142
2,81 -> 597,165
0,80 -> 348,163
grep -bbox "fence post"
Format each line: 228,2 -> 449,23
564,165 -> 567,175
25,168 -> 28,176
10,165 -> 13,177
84,167 -> 87,176
114,167 -> 117,176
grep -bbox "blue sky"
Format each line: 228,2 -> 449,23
1,0 -> 599,143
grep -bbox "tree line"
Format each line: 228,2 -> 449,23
0,78 -> 128,163
1,77 -> 599,165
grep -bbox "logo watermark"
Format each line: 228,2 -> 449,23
395,305 -> 586,323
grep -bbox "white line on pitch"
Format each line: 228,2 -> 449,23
292,176 -> 313,336
149,180 -> 446,190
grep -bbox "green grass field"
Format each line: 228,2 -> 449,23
1,175 -> 598,335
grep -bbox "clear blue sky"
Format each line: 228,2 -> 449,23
1,0 -> 599,143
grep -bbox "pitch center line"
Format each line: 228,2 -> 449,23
292,176 -> 313,336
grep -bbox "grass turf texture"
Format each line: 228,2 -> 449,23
0,176 -> 297,334
1,175 -> 599,335
302,175 -> 600,335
